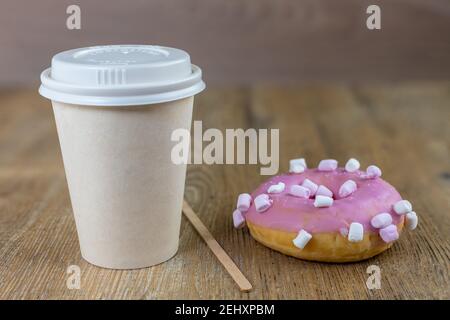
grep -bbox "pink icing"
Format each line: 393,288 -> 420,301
245,168 -> 404,233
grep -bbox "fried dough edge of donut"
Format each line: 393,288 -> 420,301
247,220 -> 404,263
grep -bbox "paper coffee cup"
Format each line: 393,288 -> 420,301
39,45 -> 205,269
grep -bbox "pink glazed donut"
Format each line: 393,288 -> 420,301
232,158 -> 418,262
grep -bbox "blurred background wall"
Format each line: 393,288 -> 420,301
1,0 -> 449,87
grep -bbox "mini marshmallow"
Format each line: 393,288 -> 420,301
290,158 -> 307,168
289,185 -> 311,198
267,182 -> 285,194
314,195 -> 334,208
292,229 -> 312,249
365,165 -> 382,178
348,222 -> 364,242
379,224 -> 399,243
370,213 -> 393,229
393,200 -> 412,215
338,180 -> 357,198
254,194 -> 272,213
289,158 -> 306,173
405,211 -> 418,230
318,159 -> 338,171
301,178 -> 319,196
232,209 -> 245,229
316,185 -> 333,198
345,158 -> 360,173
237,193 -> 252,212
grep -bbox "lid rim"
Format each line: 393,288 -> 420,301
40,65 -> 204,105
41,65 -> 202,91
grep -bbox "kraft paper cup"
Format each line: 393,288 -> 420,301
39,45 -> 205,269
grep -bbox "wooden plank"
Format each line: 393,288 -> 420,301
0,84 -> 449,299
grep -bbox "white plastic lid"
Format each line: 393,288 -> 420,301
39,45 -> 205,106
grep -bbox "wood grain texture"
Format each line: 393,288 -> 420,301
0,84 -> 449,299
1,0 -> 450,86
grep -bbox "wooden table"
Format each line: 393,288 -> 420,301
0,83 -> 449,299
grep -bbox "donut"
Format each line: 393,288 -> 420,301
232,158 -> 418,263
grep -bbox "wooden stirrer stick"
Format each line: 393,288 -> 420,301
182,200 -> 252,292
